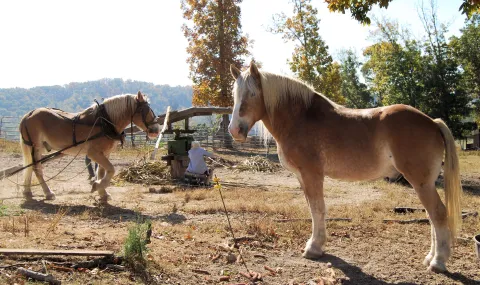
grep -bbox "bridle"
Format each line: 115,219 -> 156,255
130,99 -> 158,146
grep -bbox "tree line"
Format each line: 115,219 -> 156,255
181,0 -> 479,138
0,78 -> 192,118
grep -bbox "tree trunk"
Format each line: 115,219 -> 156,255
220,114 -> 233,149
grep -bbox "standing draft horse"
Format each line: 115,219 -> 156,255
19,91 -> 160,203
228,62 -> 462,273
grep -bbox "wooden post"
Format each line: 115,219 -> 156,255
170,156 -> 189,179
150,106 -> 171,160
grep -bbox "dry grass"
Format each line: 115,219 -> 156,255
234,155 -> 280,173
45,207 -> 69,239
0,147 -> 478,284
115,161 -> 170,185
0,138 -> 20,153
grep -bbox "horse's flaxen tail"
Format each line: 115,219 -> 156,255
434,118 -> 462,242
19,118 -> 34,186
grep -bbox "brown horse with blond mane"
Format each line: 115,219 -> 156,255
19,91 -> 160,203
228,62 -> 462,272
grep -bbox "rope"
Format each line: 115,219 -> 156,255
5,116 -> 102,187
214,176 -> 250,274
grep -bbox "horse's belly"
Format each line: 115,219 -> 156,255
324,149 -> 395,181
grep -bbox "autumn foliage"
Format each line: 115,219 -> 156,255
181,0 -> 250,107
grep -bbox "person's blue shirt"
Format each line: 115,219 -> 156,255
186,147 -> 214,174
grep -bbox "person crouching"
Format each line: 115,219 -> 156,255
186,141 -> 215,183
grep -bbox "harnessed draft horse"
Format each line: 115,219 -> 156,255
19,91 -> 160,203
228,62 -> 462,273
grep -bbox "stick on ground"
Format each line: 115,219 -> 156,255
16,267 -> 61,285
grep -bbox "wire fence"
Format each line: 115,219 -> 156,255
0,115 -> 277,157
125,129 -> 277,156
0,116 -> 21,142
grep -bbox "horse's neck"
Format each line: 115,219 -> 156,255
105,100 -> 134,133
262,94 -> 336,143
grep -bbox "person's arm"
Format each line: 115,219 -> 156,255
202,149 -> 215,158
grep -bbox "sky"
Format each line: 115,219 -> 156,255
0,0 -> 467,89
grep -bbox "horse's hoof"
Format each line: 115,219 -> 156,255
423,254 -> 433,266
428,260 -> 447,273
99,194 -> 111,204
23,192 -> 33,201
45,193 -> 56,201
302,243 -> 324,260
91,182 -> 98,193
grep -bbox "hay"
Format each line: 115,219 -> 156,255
235,155 -> 280,173
115,161 -> 170,185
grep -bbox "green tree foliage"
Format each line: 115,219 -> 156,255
181,0 -> 250,107
339,49 -> 373,108
326,0 -> 480,25
362,18 -> 425,108
269,0 -> 345,104
362,3 -> 474,137
0,79 -> 192,118
450,14 -> 480,125
419,0 -> 473,137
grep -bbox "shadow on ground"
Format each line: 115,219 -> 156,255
20,200 -> 187,225
312,254 -> 479,285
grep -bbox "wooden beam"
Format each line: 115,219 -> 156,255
1,165 -> 23,179
0,249 -> 114,257
124,107 -> 232,134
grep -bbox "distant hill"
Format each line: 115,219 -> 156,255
0,78 -> 193,117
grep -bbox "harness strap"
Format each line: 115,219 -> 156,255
72,115 -> 80,145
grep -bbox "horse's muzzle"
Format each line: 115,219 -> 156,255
229,121 -> 249,142
147,125 -> 161,138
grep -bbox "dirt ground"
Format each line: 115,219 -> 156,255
0,147 -> 479,285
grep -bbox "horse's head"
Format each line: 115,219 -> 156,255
228,62 -> 266,142
132,91 -> 161,138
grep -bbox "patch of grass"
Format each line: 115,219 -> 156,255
0,138 -> 21,153
0,202 -> 8,217
124,219 -> 152,268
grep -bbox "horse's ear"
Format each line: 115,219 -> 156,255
136,91 -> 145,102
249,61 -> 260,80
230,64 -> 241,80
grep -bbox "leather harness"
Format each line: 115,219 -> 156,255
20,98 -> 157,162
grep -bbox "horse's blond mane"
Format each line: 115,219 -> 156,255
97,93 -> 148,125
241,69 -> 338,146
259,71 -> 316,116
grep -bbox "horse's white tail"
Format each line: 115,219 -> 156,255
434,118 -> 462,242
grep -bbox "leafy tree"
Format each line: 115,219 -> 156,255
320,62 -> 345,105
450,14 -> 480,125
269,0 -> 344,103
362,18 -> 425,108
418,0 -> 473,137
339,49 -> 373,108
325,0 -> 480,25
181,0 -> 250,147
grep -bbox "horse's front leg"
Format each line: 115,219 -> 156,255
87,152 -> 114,203
300,171 -> 326,259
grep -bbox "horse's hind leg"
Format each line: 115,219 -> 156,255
412,181 -> 450,272
21,142 -> 34,200
32,146 -> 56,200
